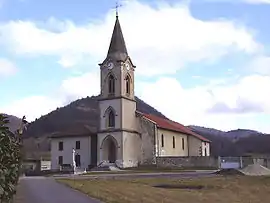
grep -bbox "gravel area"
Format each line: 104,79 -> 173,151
240,164 -> 270,176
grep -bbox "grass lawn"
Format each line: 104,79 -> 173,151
57,176 -> 270,203
83,170 -> 195,175
82,166 -> 217,175
45,169 -> 195,177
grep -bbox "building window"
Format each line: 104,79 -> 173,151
125,75 -> 131,95
58,141 -> 63,151
161,134 -> 164,147
108,74 -> 115,94
182,138 -> 185,150
108,110 -> 115,128
173,136 -> 175,148
204,147 -> 207,156
58,156 -> 63,165
75,154 -> 81,167
75,141 -> 80,150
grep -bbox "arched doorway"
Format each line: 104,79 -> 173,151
101,135 -> 118,163
108,139 -> 116,163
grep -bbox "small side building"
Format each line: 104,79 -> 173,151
50,126 -> 97,170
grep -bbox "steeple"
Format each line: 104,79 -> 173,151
107,16 -> 128,61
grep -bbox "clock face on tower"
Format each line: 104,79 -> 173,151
125,63 -> 130,71
107,62 -> 114,70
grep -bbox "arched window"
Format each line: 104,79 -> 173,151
161,134 -> 164,147
108,74 -> 115,94
125,75 -> 131,95
182,138 -> 185,150
108,110 -> 115,128
173,136 -> 175,148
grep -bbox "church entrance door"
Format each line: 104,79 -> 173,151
108,139 -> 116,163
101,135 -> 118,164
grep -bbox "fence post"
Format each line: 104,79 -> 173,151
240,156 -> 243,168
218,156 -> 221,169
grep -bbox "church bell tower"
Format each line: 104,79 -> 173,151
99,16 -> 136,101
97,14 -> 139,168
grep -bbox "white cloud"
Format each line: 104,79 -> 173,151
0,96 -> 62,121
0,71 -> 100,121
0,0 -> 260,76
248,55 -> 270,75
0,58 -> 17,76
59,71 -> 100,103
207,75 -> 270,113
138,75 -> 270,132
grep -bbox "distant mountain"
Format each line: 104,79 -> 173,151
188,126 -> 226,137
188,125 -> 241,156
226,129 -> 262,139
188,125 -> 270,156
189,125 -> 263,139
1,114 -> 22,133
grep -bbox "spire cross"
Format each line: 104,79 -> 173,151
115,1 -> 122,17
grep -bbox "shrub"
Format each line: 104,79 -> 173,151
0,114 -> 23,203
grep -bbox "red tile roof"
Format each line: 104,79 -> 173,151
141,113 -> 210,142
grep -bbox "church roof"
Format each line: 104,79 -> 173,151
106,16 -> 128,61
50,124 -> 97,138
142,113 -> 210,142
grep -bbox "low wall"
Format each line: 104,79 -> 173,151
156,156 -> 270,169
156,156 -> 219,169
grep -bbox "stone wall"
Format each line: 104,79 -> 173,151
155,156 -> 270,169
137,117 -> 156,165
156,156 -> 219,169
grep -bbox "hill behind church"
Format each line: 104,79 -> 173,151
23,95 -> 167,138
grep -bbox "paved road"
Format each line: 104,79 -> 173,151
17,176 -> 101,203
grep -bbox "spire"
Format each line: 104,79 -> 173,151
107,16 -> 128,61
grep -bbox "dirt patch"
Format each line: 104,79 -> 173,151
153,184 -> 204,190
215,168 -> 245,176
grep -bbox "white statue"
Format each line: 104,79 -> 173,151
72,148 -> 76,173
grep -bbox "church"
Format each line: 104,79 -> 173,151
50,15 -> 210,170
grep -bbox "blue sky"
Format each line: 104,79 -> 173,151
0,0 -> 270,133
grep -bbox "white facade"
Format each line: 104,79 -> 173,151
202,141 -> 210,156
50,136 -> 91,170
